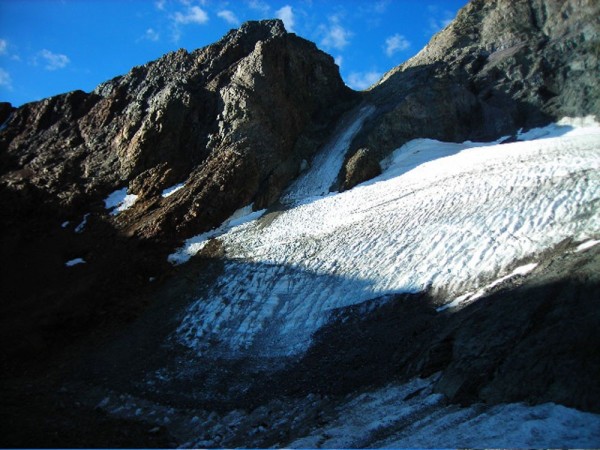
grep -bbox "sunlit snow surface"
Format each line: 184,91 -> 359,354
174,117 -> 600,358
161,182 -> 186,198
104,187 -> 138,215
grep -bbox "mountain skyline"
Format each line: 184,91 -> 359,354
0,0 -> 466,106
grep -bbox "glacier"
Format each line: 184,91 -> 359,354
173,116 -> 600,358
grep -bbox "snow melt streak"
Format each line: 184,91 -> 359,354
177,123 -> 600,357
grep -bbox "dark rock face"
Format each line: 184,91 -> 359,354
341,0 -> 600,190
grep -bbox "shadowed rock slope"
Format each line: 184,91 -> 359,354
0,20 -> 355,358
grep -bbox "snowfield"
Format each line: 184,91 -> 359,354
173,116 -> 600,358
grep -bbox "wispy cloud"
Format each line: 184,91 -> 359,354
155,0 -> 166,11
170,5 -> 209,42
320,16 -> 352,51
247,0 -> 270,15
385,33 -> 410,57
217,10 -> 239,25
38,49 -> 70,71
173,5 -> 209,25
140,28 -> 160,42
276,5 -> 295,32
0,68 -> 12,90
334,55 -> 343,68
0,39 -> 7,56
347,70 -> 381,90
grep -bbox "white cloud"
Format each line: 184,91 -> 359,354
373,0 -> 389,14
38,49 -> 70,71
0,68 -> 12,90
141,28 -> 160,42
155,0 -> 166,10
347,71 -> 382,90
173,5 -> 209,25
0,39 -> 7,55
385,33 -> 410,57
276,5 -> 295,32
334,55 -> 343,67
320,17 -> 352,51
217,10 -> 239,25
247,0 -> 270,15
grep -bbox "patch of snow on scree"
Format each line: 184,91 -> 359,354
175,118 -> 600,357
287,375 -> 600,448
104,187 -> 138,215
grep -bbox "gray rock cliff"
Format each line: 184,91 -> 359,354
342,0 -> 600,189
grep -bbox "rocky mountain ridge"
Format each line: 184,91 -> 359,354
1,0 -> 599,447
341,0 -> 600,188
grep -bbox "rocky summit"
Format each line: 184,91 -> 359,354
1,0 -> 600,448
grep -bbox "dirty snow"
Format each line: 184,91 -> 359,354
161,182 -> 185,198
175,118 -> 600,357
65,258 -> 86,267
104,187 -> 138,215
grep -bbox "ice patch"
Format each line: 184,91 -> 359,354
168,204 -> 266,265
61,221 -> 70,228
575,239 -> 600,252
104,188 -> 138,215
161,182 -> 185,198
65,257 -> 86,267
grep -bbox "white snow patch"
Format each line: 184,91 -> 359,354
282,104 -> 375,204
61,221 -> 70,228
575,239 -> 600,252
161,182 -> 185,198
168,204 -> 266,265
65,257 -> 86,267
104,188 -> 138,215
74,213 -> 90,233
174,119 -> 600,357
518,115 -> 600,141
438,263 -> 538,312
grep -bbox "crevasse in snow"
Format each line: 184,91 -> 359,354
174,118 -> 600,357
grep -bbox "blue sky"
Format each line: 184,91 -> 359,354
0,0 -> 467,106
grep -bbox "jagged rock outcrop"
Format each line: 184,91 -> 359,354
0,19 -> 354,359
342,0 -> 600,189
1,19 -> 354,239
